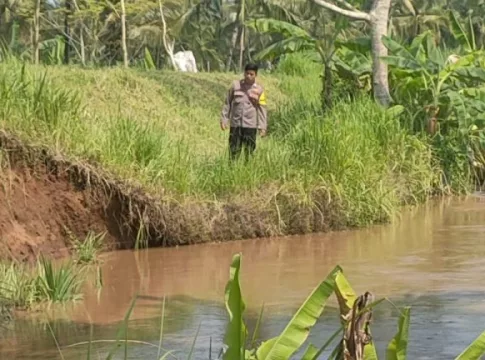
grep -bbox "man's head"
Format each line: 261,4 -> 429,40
244,63 -> 258,84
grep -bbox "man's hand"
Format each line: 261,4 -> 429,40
259,129 -> 266,137
220,122 -> 227,131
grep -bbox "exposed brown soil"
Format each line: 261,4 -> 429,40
0,131 -> 143,261
0,165 -> 113,262
0,130 -> 341,262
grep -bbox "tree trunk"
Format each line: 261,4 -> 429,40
312,0 -> 392,107
322,61 -> 333,111
64,0 -> 71,64
159,0 -> 177,70
33,0 -> 41,65
238,0 -> 245,71
120,0 -> 128,68
79,24 -> 85,66
225,11 -> 239,71
369,0 -> 392,106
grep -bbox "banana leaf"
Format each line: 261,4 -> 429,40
223,253 -> 247,360
386,307 -> 411,360
455,330 -> 485,360
255,266 -> 341,360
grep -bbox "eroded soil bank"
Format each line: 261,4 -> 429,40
0,130 -> 344,261
2,196 -> 485,359
0,131 -> 150,261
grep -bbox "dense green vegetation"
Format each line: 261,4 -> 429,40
0,58 -> 442,237
1,0 -> 485,356
0,0 -> 484,243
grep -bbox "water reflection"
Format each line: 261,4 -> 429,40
2,196 -> 485,359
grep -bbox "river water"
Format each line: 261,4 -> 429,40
1,196 -> 485,359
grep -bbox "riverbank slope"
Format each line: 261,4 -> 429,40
0,60 -> 443,260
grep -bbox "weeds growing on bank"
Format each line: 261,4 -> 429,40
0,60 -> 444,233
0,231 -> 105,309
0,257 -> 85,308
67,229 -> 106,265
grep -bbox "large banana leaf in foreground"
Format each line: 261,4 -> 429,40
255,266 -> 341,360
223,253 -> 247,360
455,330 -> 485,360
386,307 -> 411,360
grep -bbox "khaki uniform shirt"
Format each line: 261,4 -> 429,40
221,80 -> 268,130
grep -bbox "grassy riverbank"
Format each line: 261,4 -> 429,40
0,57 -> 448,247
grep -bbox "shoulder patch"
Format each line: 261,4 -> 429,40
259,90 -> 267,106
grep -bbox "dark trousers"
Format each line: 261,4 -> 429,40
229,126 -> 257,161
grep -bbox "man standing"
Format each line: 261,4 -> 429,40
220,63 -> 267,161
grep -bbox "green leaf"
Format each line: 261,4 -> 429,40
382,36 -> 415,60
402,0 -> 416,15
144,47 -> 156,70
449,10 -> 472,51
455,330 -> 485,359
335,37 -> 371,54
466,13 -> 476,51
454,67 -> 485,82
425,32 -> 444,66
386,105 -> 405,119
250,303 -> 265,349
105,294 -> 138,360
246,18 -> 312,39
446,90 -> 469,127
223,253 -> 247,360
255,266 -> 341,360
409,31 -> 431,61
254,37 -> 315,61
386,307 -> 411,360
381,56 -> 422,71
301,344 -> 319,360
364,341 -> 379,360
334,271 -> 356,314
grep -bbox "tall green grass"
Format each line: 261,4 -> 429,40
0,58 -> 442,232
0,257 -> 85,308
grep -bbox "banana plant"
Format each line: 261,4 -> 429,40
222,253 -> 341,360
381,29 -> 485,132
379,16 -> 485,183
221,253 -> 387,360
245,16 -> 352,110
220,253 -> 485,360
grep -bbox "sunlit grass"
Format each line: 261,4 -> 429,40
69,230 -> 107,265
0,257 -> 87,308
0,57 -> 442,233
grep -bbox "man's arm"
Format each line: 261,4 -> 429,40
257,90 -> 268,134
220,83 -> 234,129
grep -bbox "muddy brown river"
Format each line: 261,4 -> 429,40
1,196 -> 485,359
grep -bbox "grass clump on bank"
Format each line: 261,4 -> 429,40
65,228 -> 106,265
0,257 -> 85,309
0,59 -> 444,243
0,232 -> 105,310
